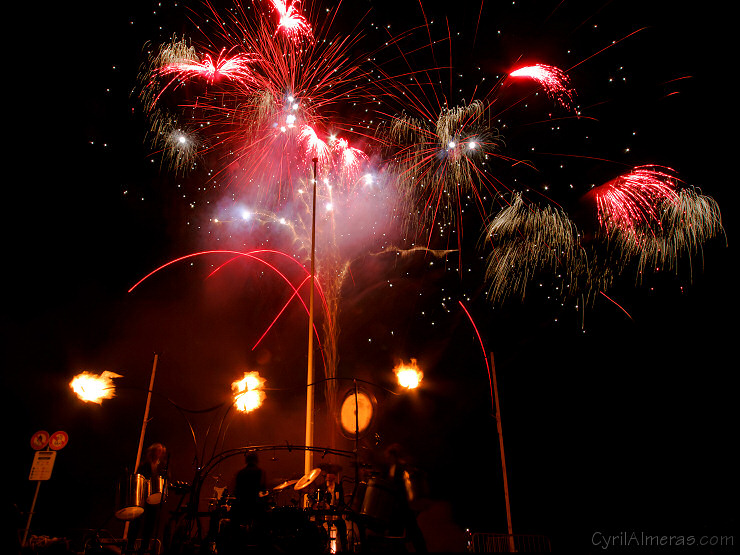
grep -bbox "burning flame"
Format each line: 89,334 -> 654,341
232,371 -> 266,412
70,371 -> 122,404
394,359 -> 423,389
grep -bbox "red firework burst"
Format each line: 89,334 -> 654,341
141,0 -> 377,205
509,63 -> 575,110
589,166 -> 680,235
269,0 -> 313,42
157,50 -> 256,85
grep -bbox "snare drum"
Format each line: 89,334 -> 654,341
115,473 -> 148,520
147,475 -> 167,504
359,477 -> 396,529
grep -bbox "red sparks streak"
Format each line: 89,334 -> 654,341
205,252 -> 327,351
128,249 -> 301,292
251,275 -> 311,350
599,291 -> 633,320
458,301 -> 495,414
509,63 -> 575,109
128,249 -> 330,367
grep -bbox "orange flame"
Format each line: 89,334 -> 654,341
231,371 -> 266,412
70,371 -> 122,403
394,359 -> 423,389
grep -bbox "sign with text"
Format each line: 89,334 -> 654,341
29,450 -> 57,481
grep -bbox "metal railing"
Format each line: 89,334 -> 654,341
467,532 -> 552,552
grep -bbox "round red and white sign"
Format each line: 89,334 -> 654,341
49,431 -> 69,451
31,431 -> 50,450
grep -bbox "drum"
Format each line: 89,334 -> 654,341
115,474 -> 148,520
147,475 -> 167,504
359,477 -> 396,529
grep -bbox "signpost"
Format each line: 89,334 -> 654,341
23,430 -> 67,547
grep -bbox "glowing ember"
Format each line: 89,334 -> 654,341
509,63 -> 575,109
232,371 -> 266,412
70,371 -> 122,404
394,359 -> 423,389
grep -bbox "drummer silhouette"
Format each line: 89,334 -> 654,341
315,469 -> 347,552
384,443 -> 427,552
231,451 -> 267,527
126,443 -> 168,555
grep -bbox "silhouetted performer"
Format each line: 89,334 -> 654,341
127,443 -> 168,555
316,472 -> 348,552
384,443 -> 427,552
232,452 -> 267,527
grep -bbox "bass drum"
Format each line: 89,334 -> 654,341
115,474 -> 148,520
147,475 -> 167,505
359,477 -> 396,531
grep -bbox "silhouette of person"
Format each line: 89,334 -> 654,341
384,443 -> 427,552
231,451 -> 267,527
316,471 -> 348,552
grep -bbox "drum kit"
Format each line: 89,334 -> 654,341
115,473 -> 169,520
125,461 -> 430,552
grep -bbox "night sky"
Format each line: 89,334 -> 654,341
5,0 -> 736,553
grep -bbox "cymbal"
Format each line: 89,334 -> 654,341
273,479 -> 299,491
294,468 -> 322,490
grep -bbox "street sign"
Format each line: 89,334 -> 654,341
29,450 -> 57,481
49,431 -> 69,450
30,431 -> 49,450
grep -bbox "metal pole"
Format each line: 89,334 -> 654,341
490,351 -> 515,551
135,353 -> 159,471
354,379 -> 360,481
21,480 -> 42,547
124,353 -> 159,540
304,158 -> 318,487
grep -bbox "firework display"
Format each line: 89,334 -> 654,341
133,0 -> 723,320
122,0 -> 729,450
